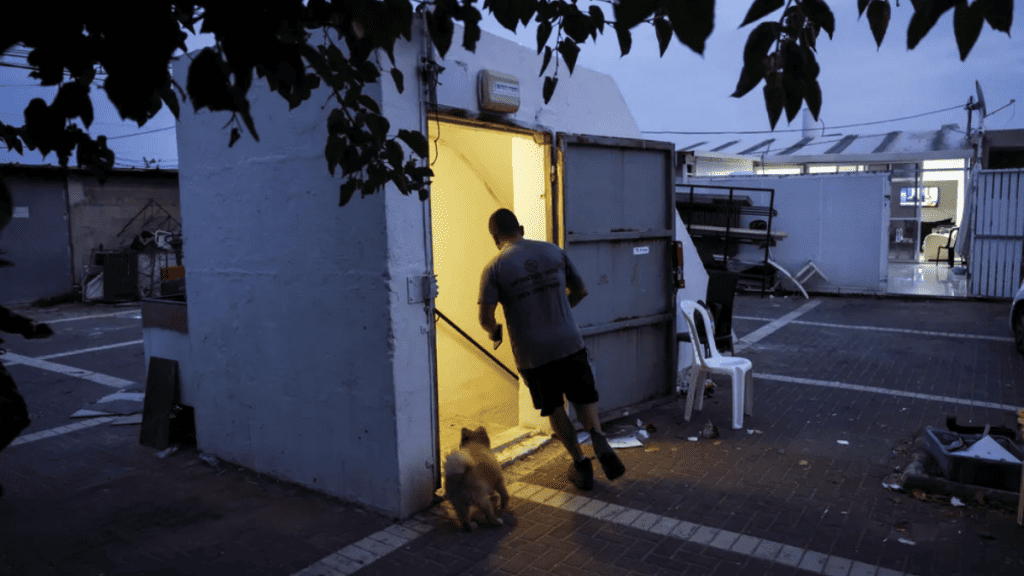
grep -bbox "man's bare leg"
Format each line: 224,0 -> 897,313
573,402 -> 625,480
548,405 -> 585,461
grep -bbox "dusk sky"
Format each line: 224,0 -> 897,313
0,1 -> 1020,168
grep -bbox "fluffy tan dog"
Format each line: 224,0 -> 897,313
443,426 -> 509,531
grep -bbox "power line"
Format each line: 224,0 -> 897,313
105,126 -> 176,140
641,104 -> 966,135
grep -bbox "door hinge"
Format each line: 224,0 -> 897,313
407,274 -> 439,304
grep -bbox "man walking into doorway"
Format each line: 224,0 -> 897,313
478,208 -> 625,490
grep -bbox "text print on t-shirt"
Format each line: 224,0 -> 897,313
511,267 -> 561,301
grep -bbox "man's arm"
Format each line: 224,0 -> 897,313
479,302 -> 502,342
566,285 -> 587,308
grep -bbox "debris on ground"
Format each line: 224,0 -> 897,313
701,421 -> 719,439
199,453 -> 219,467
951,497 -> 965,507
156,446 -> 179,459
837,440 -> 849,445
898,538 -> 916,546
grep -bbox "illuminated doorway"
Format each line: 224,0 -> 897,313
428,118 -> 552,458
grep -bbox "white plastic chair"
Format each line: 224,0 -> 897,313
679,300 -> 754,430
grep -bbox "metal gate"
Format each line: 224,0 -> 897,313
558,135 -> 677,410
967,169 -> 1024,298
0,175 -> 73,305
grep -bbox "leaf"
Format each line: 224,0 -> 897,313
867,0 -> 891,48
732,61 -> 765,98
859,0 -> 871,17
487,0 -> 521,31
543,75 -> 558,104
783,75 -> 804,122
339,179 -> 359,206
462,13 -> 482,52
518,0 -> 538,26
668,0 -> 715,55
804,77 -> 822,119
557,39 -> 580,74
744,21 -> 781,68
359,94 -> 381,115
563,7 -> 591,44
229,127 -> 241,147
391,68 -> 404,94
954,0 -> 985,61
655,18 -> 673,57
426,9 -> 454,58
589,5 -> 606,35
907,0 -> 956,50
385,139 -> 405,168
741,0 -> 785,27
52,82 -> 93,128
158,84 -> 180,120
239,108 -> 260,143
186,48 -> 233,112
983,0 -> 1013,33
364,113 -> 390,144
536,19 -> 553,54
615,24 -> 632,56
613,0 -> 660,31
397,129 -> 429,158
540,45 -> 553,76
763,72 -> 785,129
801,0 -> 835,39
325,134 -> 344,175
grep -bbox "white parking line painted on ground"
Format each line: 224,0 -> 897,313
35,340 -> 145,360
0,352 -> 136,388
44,310 -> 142,323
734,316 -> 1016,343
758,373 -> 1022,413
733,301 -> 821,353
10,417 -> 118,447
505,482 -> 916,576
290,519 -> 435,576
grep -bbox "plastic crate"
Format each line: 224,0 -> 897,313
924,427 -> 1023,492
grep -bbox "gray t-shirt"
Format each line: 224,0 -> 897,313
479,239 -> 586,370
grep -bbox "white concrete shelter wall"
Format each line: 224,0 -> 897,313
688,174 -> 889,294
170,16 -> 647,518
172,51 -> 408,514
433,24 -> 641,138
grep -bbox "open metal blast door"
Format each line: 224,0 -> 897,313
557,135 -> 677,411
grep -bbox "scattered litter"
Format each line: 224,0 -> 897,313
777,449 -> 785,455
671,447 -> 678,452
607,436 -> 643,449
951,497 -> 965,507
837,440 -> 849,445
645,446 -> 660,453
912,489 -> 927,501
701,422 -> 719,439
199,452 -> 220,467
895,522 -> 909,532
898,538 -> 916,546
747,429 -> 754,435
636,419 -> 643,428
688,437 -> 699,442
714,441 -> 722,446
799,460 -> 809,466
882,482 -> 902,491
959,435 -> 1021,463
70,409 -> 111,419
156,446 -> 179,459
636,430 -> 650,440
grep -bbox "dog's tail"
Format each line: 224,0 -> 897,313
444,449 -> 474,478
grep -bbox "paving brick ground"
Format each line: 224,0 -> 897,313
1,294 -> 1023,576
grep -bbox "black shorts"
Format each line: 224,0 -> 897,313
520,348 -> 599,417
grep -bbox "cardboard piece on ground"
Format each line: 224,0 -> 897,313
608,436 -> 643,449
139,357 -> 179,450
960,435 -> 1021,463
70,409 -> 112,419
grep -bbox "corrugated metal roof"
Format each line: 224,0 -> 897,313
683,125 -> 971,163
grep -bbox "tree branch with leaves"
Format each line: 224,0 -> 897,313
0,0 -> 1013,207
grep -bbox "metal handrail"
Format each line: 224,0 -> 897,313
434,309 -> 518,379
